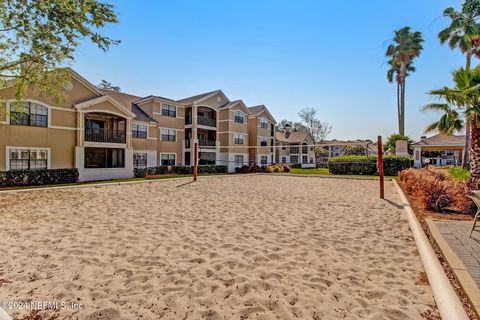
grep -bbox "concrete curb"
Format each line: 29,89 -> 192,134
427,218 -> 480,317
274,173 -> 394,181
392,179 -> 469,320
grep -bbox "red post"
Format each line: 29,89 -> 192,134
193,142 -> 198,181
377,135 -> 384,199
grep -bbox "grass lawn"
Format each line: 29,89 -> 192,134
289,167 -> 397,179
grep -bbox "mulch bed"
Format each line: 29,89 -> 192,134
399,180 -> 479,320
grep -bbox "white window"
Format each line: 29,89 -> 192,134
302,155 -> 308,163
132,124 -> 147,139
290,155 -> 299,163
260,117 -> 268,129
281,156 -> 287,163
235,155 -> 244,166
260,155 -> 268,165
234,110 -> 244,124
10,101 -> 48,127
281,142 -> 286,150
260,137 -> 268,146
133,153 -> 147,167
234,133 -> 244,144
161,104 -> 176,117
161,153 -> 176,166
9,148 -> 48,170
161,128 -> 176,141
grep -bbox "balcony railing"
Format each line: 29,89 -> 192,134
85,128 -> 126,143
185,115 -> 216,127
199,139 -> 216,147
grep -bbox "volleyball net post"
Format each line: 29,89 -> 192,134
377,135 -> 384,199
193,141 -> 198,181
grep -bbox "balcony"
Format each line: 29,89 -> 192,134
185,115 -> 216,127
85,128 -> 126,144
184,139 -> 216,148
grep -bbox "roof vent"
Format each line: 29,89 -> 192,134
421,136 -> 427,141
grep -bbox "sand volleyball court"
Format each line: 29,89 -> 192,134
0,175 -> 435,319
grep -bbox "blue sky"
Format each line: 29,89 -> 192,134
72,0 -> 467,141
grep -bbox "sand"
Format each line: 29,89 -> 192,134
0,175 -> 435,319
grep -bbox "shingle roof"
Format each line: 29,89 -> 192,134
176,90 -> 220,104
99,89 -> 157,123
275,131 -> 308,143
220,100 -> 242,109
248,105 -> 264,115
412,133 -> 465,146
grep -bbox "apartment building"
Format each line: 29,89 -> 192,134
0,68 -> 277,180
276,125 -> 316,167
247,105 -> 277,166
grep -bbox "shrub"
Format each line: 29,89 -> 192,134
447,166 -> 470,182
273,165 -> 283,173
328,155 -> 411,176
282,164 -> 291,172
399,167 -> 475,214
265,165 -> 274,173
0,168 -> 79,188
249,165 -> 261,173
134,165 -> 227,178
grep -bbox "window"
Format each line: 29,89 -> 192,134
290,145 -> 299,154
302,155 -> 308,163
161,128 -> 176,141
260,117 -> 268,129
132,124 -> 147,139
235,155 -> 244,166
133,153 -> 147,167
9,148 -> 48,170
85,148 -> 125,168
10,101 -> 48,127
199,152 -> 216,165
161,153 -> 176,166
281,156 -> 287,163
302,144 -> 308,154
281,142 -> 286,150
260,137 -> 268,147
234,133 -> 244,144
161,104 -> 176,117
290,155 -> 299,163
260,156 -> 268,165
234,110 -> 244,124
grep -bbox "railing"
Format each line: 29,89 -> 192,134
198,116 -> 216,127
185,115 -> 216,127
85,128 -> 126,143
199,139 -> 216,147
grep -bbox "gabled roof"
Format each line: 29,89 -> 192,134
99,89 -> 157,123
176,90 -> 232,106
133,95 -> 176,105
276,131 -> 310,143
412,133 -> 465,146
74,95 -> 136,118
248,105 -> 277,124
221,100 -> 250,114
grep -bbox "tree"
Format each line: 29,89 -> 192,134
0,0 -> 120,100
425,66 -> 480,187
98,80 -> 121,92
384,133 -> 413,155
297,107 -> 331,143
438,0 -> 480,168
386,26 -> 424,136
344,145 -> 367,156
276,119 -> 308,133
423,103 -> 464,135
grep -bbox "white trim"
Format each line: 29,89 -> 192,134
159,152 -> 177,166
132,121 -> 157,127
217,131 -> 247,135
75,96 -> 135,118
160,128 -> 178,142
84,141 -> 127,148
6,99 -> 52,127
50,106 -> 76,112
50,125 -> 78,131
81,109 -> 130,119
5,146 -> 51,171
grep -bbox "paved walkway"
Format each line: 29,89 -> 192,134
434,220 -> 480,286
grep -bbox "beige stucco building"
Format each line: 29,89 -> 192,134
275,126 -> 316,167
0,69 -> 277,180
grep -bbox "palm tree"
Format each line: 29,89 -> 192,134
423,103 -> 464,134
438,0 -> 480,167
425,67 -> 480,187
387,57 -> 415,136
386,26 -> 424,136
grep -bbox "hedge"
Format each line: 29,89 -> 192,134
0,168 -> 79,187
328,155 -> 411,176
134,165 -> 228,178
